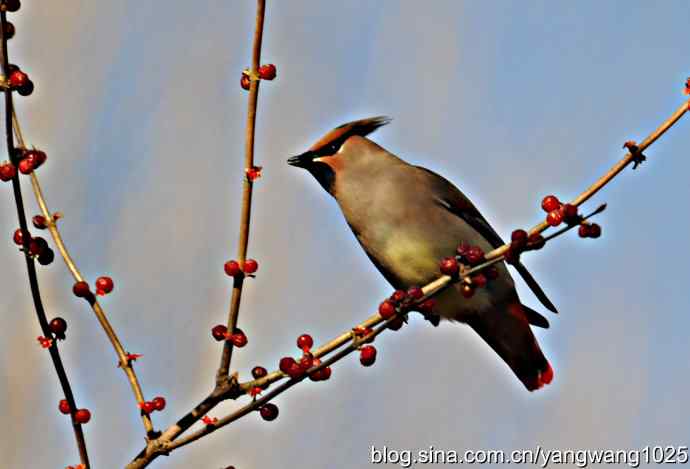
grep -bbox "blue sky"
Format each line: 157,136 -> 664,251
1,1 -> 689,468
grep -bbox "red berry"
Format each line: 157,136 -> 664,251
259,403 -> 279,421
152,396 -> 166,411
296,334 -> 313,351
74,408 -> 91,424
37,247 -> 55,265
231,329 -> 247,347
390,289 -> 407,303
251,366 -> 268,379
546,209 -> 563,227
240,73 -> 250,90
387,315 -> 405,331
299,352 -> 314,370
528,232 -> 546,249
461,284 -> 475,298
511,229 -> 528,249
12,228 -> 26,245
316,366 -> 332,381
58,399 -> 71,415
589,223 -> 602,238
456,241 -> 471,257
407,286 -> 423,300
3,21 -> 15,39
258,64 -> 277,80
3,0 -> 20,12
472,273 -> 487,288
378,300 -> 396,319
287,361 -> 304,378
18,158 -> 33,174
25,150 -> 46,169
439,256 -> 459,276
17,79 -> 34,97
320,366 -> 332,380
49,317 -> 67,339
418,298 -> 435,314
562,203 -> 578,222
140,401 -> 155,415
541,195 -> 561,213
32,215 -> 48,229
211,324 -> 228,341
95,276 -> 114,295
0,161 -> 16,181
279,357 -> 296,373
72,281 -> 91,298
8,69 -> 27,88
578,224 -> 590,238
359,345 -> 377,366
224,260 -> 241,277
310,361 -> 332,382
243,258 -> 258,274
28,238 -> 43,256
465,246 -> 485,265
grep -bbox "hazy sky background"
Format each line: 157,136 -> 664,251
1,1 -> 689,468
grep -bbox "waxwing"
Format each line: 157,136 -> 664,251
288,116 -> 556,391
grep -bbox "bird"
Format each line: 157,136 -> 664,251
287,116 -> 556,391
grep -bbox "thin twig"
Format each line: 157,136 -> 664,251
12,108 -> 155,435
168,319 -> 391,451
420,98 -> 689,299
217,0 -> 266,381
1,10 -> 90,468
126,3 -> 269,467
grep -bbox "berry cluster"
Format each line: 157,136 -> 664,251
0,147 -> 48,186
58,400 -> 91,424
211,324 -> 248,347
72,276 -> 115,299
12,228 -> 54,265
454,243 -> 499,298
541,195 -> 580,227
5,64 -> 33,96
224,258 -> 258,277
503,229 -> 546,265
240,63 -> 277,90
139,396 -> 166,415
32,213 -> 59,229
379,286 -> 436,328
278,334 -> 332,382
578,223 -> 602,238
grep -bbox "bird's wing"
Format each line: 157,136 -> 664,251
415,165 -> 558,314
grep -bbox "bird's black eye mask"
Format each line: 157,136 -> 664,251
315,138 -> 345,157
287,139 -> 345,167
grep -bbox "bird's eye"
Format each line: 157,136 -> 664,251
324,142 -> 339,155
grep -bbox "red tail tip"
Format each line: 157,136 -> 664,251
539,363 -> 554,386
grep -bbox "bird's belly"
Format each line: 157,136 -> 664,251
355,226 -> 510,321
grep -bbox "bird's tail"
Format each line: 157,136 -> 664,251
467,303 -> 553,391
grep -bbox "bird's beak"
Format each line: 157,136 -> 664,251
287,151 -> 315,168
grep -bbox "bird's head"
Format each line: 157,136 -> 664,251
287,116 -> 391,194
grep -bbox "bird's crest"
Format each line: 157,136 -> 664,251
308,116 -> 391,151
